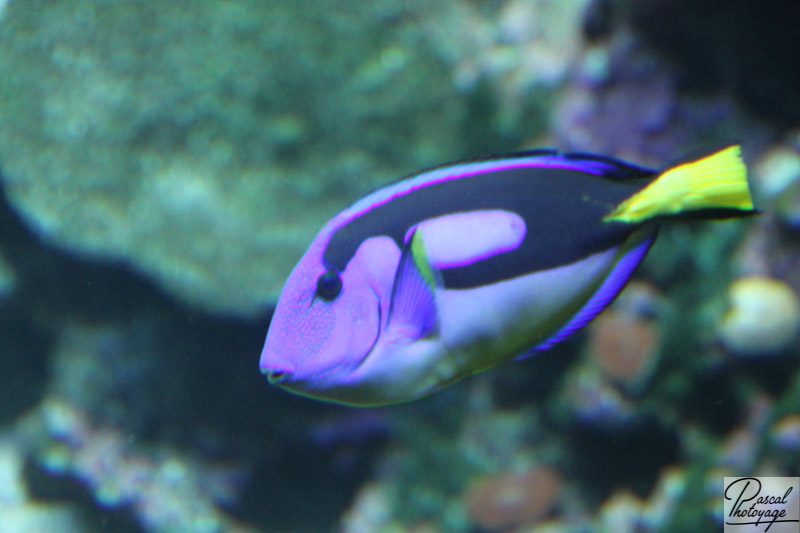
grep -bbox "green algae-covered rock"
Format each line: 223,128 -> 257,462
0,0 -> 582,314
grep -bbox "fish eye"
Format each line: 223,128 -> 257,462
316,270 -> 342,301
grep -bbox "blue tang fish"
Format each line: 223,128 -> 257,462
260,146 -> 754,406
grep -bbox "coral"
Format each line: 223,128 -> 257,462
0,437 -> 85,532
589,313 -> 658,384
559,365 -> 637,428
717,395 -> 772,472
770,414 -> 800,453
718,276 -> 800,357
24,397 -> 254,533
465,466 -> 563,531
750,139 -> 800,232
776,181 -> 800,232
598,491 -> 646,533
753,142 -> 800,200
340,482 -> 397,533
554,31 -> 737,164
597,469 -> 689,533
0,0 -> 469,314
0,0 -> 579,315
423,0 -> 592,136
557,281 -> 667,428
733,135 -> 800,289
585,281 -> 662,392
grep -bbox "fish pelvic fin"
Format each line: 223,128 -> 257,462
603,145 -> 755,224
386,228 -> 441,343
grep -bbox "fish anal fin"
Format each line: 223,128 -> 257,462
517,231 -> 656,359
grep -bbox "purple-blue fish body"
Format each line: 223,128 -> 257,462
260,146 -> 754,406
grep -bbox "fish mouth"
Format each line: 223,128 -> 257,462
266,370 -> 292,385
261,293 -> 382,394
260,361 -> 295,385
259,345 -> 296,386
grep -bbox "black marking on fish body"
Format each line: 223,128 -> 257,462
324,163 -> 655,289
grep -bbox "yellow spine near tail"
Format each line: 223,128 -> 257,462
604,145 -> 754,224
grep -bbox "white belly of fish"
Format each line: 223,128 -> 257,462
437,246 -> 620,377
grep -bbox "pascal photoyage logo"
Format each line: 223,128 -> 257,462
724,477 -> 799,533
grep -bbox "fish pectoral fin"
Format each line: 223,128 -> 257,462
387,227 -> 441,342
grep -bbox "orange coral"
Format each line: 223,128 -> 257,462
465,466 -> 563,531
588,310 -> 660,388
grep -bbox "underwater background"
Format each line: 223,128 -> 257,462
0,0 -> 798,531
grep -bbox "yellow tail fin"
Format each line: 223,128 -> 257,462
604,145 -> 754,224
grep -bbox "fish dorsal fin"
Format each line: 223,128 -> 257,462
517,232 -> 656,359
561,152 -> 653,180
386,228 -> 441,343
